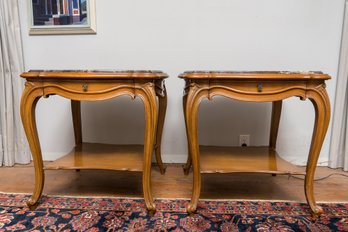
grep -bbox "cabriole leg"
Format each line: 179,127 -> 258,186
270,100 -> 282,177
305,86 -> 330,216
20,83 -> 44,210
183,93 -> 192,175
137,84 -> 158,215
186,87 -> 207,214
154,87 -> 167,174
71,100 -> 82,145
269,100 -> 282,149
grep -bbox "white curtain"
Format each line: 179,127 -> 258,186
0,0 -> 30,166
329,1 -> 348,171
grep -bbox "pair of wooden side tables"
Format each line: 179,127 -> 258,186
20,70 -> 330,216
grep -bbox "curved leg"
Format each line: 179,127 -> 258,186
269,101 -> 282,149
20,82 -> 44,210
136,83 -> 157,215
154,87 -> 167,174
71,100 -> 82,145
186,87 -> 208,214
270,101 -> 282,177
71,101 -> 82,172
305,86 -> 331,216
183,94 -> 192,175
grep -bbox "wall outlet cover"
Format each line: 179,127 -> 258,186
239,135 -> 250,146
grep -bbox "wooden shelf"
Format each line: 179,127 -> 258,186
200,146 -> 305,175
45,143 -> 144,171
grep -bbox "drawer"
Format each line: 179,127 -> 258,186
41,80 -> 136,95
208,80 -> 308,95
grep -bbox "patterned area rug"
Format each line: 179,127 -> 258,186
0,193 -> 348,231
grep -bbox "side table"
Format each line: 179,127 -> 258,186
20,70 -> 168,214
179,71 -> 331,216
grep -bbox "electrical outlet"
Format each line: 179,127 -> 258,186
239,135 -> 250,147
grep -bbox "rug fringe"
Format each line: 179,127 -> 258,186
1,191 -> 348,204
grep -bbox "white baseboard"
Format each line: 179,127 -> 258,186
281,156 -> 329,167
42,152 -> 69,161
160,154 -> 187,163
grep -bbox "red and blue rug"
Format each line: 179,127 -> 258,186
0,193 -> 347,231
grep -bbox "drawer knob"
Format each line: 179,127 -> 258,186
257,84 -> 263,92
82,83 -> 88,92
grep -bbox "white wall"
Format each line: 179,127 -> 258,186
18,0 -> 345,165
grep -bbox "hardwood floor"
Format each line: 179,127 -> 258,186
1,163 -> 348,202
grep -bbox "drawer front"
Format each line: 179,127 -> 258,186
209,80 -> 308,95
42,80 -> 137,95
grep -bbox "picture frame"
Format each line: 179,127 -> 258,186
28,0 -> 96,35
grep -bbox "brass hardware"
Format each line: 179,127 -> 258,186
82,83 -> 88,92
257,84 -> 263,92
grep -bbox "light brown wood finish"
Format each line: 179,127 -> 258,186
179,71 -> 331,216
20,70 -> 168,214
44,143 -> 144,171
20,82 -> 45,210
136,82 -> 158,213
200,146 -> 304,174
305,85 -> 331,216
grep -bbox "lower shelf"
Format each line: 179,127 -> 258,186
200,146 -> 305,175
44,143 -> 144,171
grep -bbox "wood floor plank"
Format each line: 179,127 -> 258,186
0,164 -> 347,202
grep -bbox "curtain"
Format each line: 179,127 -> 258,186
329,1 -> 348,171
0,0 -> 30,166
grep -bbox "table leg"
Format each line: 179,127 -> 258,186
71,100 -> 82,145
183,94 -> 192,175
269,101 -> 282,176
186,87 -> 207,214
305,87 -> 331,216
136,84 -> 157,214
20,83 -> 44,210
154,87 -> 167,174
269,101 -> 282,149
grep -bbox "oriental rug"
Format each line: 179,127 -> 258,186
0,193 -> 347,231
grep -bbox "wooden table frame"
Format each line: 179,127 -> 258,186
20,70 -> 168,214
179,71 -> 331,216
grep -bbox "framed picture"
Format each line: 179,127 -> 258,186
29,0 -> 96,35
